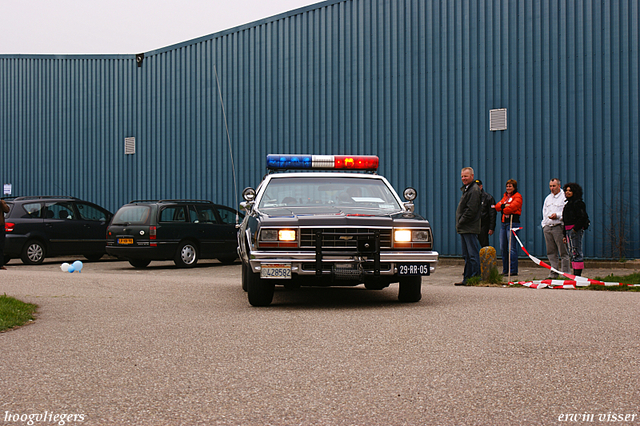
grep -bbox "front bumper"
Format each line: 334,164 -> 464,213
247,249 -> 438,277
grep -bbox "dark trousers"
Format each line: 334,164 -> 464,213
478,225 -> 492,248
460,233 -> 480,282
0,228 -> 5,267
499,222 -> 520,275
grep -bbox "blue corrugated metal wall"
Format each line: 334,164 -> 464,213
1,0 -> 639,258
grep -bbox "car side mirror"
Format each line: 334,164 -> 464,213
403,187 -> 416,212
242,187 -> 256,202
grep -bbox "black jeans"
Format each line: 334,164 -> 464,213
0,228 -> 5,267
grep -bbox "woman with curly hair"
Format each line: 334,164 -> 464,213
562,182 -> 589,276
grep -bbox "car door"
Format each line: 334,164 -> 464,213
74,202 -> 112,254
212,205 -> 242,256
190,204 -> 219,257
43,201 -> 81,255
157,204 -> 191,256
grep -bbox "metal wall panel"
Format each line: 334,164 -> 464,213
1,0 -> 639,258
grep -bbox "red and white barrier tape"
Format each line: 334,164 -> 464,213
506,228 -> 640,289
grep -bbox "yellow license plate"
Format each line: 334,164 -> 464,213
117,238 -> 134,245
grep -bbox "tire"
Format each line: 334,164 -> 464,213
129,258 -> 151,268
84,254 -> 104,262
247,267 -> 275,306
174,241 -> 198,267
217,256 -> 238,265
398,276 -> 422,303
21,240 -> 45,265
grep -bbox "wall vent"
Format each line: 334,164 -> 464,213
489,108 -> 507,131
125,137 -> 136,155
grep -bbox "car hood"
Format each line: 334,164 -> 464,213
257,206 -> 426,225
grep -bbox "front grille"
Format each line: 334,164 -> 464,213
301,262 -> 392,272
300,228 -> 392,249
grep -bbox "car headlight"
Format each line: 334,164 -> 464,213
261,229 -> 296,241
278,230 -> 296,241
259,228 -> 298,247
393,229 -> 432,248
411,230 -> 430,241
261,229 -> 279,241
394,230 -> 430,242
394,230 -> 412,242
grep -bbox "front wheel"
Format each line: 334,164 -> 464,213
247,267 -> 275,306
21,240 -> 45,265
398,276 -> 422,303
174,241 -> 198,267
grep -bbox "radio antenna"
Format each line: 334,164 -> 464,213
213,65 -> 239,224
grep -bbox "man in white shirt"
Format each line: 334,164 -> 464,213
541,178 -> 570,278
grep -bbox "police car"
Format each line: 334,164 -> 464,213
238,154 -> 439,306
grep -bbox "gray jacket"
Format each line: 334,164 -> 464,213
456,180 -> 482,234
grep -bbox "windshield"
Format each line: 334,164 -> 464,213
111,205 -> 151,225
258,176 -> 402,212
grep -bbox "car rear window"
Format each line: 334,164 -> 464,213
112,205 -> 151,225
159,206 -> 187,222
20,202 -> 43,218
76,203 -> 109,221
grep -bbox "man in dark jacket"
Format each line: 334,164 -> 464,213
455,167 -> 482,285
475,179 -> 496,248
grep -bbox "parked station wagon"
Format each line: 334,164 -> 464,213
106,199 -> 243,268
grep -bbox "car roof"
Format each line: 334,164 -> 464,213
127,199 -> 215,204
2,195 -> 81,202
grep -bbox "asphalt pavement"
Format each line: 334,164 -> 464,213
1,257 -> 639,425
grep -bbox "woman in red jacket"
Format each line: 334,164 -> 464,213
494,179 -> 523,276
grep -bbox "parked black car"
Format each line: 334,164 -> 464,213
106,199 -> 243,268
2,196 -> 113,265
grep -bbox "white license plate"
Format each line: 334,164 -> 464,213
398,263 -> 431,276
260,264 -> 291,279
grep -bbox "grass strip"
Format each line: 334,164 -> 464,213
0,294 -> 37,332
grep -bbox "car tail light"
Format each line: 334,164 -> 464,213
149,226 -> 158,247
5,222 -> 15,232
150,226 -> 157,247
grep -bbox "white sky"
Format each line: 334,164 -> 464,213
0,0 -> 321,55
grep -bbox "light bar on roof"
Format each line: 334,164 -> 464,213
266,154 -> 379,171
